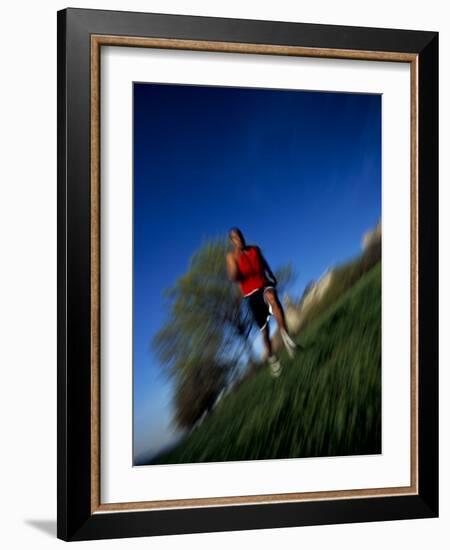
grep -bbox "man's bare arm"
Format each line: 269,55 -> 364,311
226,252 -> 241,282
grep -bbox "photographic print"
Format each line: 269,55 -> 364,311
133,82 -> 382,467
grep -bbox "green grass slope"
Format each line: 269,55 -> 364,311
153,262 -> 381,465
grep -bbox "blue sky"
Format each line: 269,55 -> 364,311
133,82 -> 381,464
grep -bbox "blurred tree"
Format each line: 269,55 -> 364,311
152,238 -> 246,429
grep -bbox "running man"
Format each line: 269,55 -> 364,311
226,227 -> 297,377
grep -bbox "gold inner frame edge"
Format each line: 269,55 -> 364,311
90,34 -> 419,514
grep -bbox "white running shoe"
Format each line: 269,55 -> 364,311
268,354 -> 282,378
280,328 -> 298,359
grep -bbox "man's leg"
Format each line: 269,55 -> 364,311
263,288 -> 288,332
261,324 -> 272,358
262,323 -> 282,377
248,289 -> 282,376
264,288 -> 298,358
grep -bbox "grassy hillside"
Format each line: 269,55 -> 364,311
152,261 -> 381,465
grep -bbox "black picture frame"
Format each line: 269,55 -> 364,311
57,7 -> 438,542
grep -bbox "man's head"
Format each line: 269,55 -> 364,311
229,227 -> 246,250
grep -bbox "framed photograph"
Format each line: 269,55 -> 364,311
57,8 -> 438,542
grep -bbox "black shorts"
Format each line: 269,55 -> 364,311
245,286 -> 274,331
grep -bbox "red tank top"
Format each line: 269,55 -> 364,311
236,246 -> 270,296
